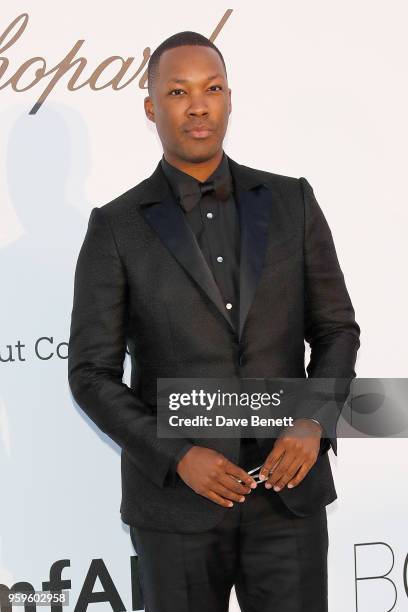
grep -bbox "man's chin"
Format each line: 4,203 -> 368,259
181,145 -> 223,164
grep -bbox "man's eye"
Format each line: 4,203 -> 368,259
169,85 -> 223,96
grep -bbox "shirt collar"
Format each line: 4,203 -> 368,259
160,150 -> 233,208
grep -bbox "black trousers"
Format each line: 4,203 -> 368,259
129,439 -> 329,612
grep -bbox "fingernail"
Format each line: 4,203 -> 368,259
287,484 -> 294,489
239,496 -> 245,502
265,482 -> 272,489
250,482 -> 257,489
258,474 -> 267,481
228,502 -> 233,507
273,486 -> 281,492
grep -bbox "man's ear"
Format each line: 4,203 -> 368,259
228,88 -> 232,115
144,96 -> 155,123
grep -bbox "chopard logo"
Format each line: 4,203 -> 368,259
0,10 -> 233,115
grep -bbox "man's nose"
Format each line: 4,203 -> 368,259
187,95 -> 209,115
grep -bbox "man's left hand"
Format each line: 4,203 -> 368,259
259,419 -> 323,491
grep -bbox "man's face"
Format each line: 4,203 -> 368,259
144,45 -> 231,164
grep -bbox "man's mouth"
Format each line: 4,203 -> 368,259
186,127 -> 213,139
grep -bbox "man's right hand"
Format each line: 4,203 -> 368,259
176,446 -> 258,507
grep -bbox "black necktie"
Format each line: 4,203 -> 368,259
179,174 -> 232,213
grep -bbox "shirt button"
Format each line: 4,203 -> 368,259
225,303 -> 232,310
206,212 -> 213,219
217,256 -> 224,263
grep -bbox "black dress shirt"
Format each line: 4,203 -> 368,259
160,151 -> 265,485
161,151 -> 240,330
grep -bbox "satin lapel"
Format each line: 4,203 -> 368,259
139,180 -> 235,331
236,185 -> 273,341
225,157 -> 273,341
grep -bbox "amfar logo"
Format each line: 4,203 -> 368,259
0,557 -> 144,611
0,10 -> 233,115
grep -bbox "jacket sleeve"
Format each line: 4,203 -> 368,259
299,177 -> 361,455
164,442 -> 196,487
68,206 -> 195,488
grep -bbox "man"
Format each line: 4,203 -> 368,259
68,31 -> 360,612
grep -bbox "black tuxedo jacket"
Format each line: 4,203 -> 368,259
68,154 -> 360,533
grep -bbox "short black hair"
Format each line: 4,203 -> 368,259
147,31 -> 227,97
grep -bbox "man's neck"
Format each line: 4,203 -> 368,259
162,149 -> 224,182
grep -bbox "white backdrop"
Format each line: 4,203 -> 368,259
1,2 -> 407,610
